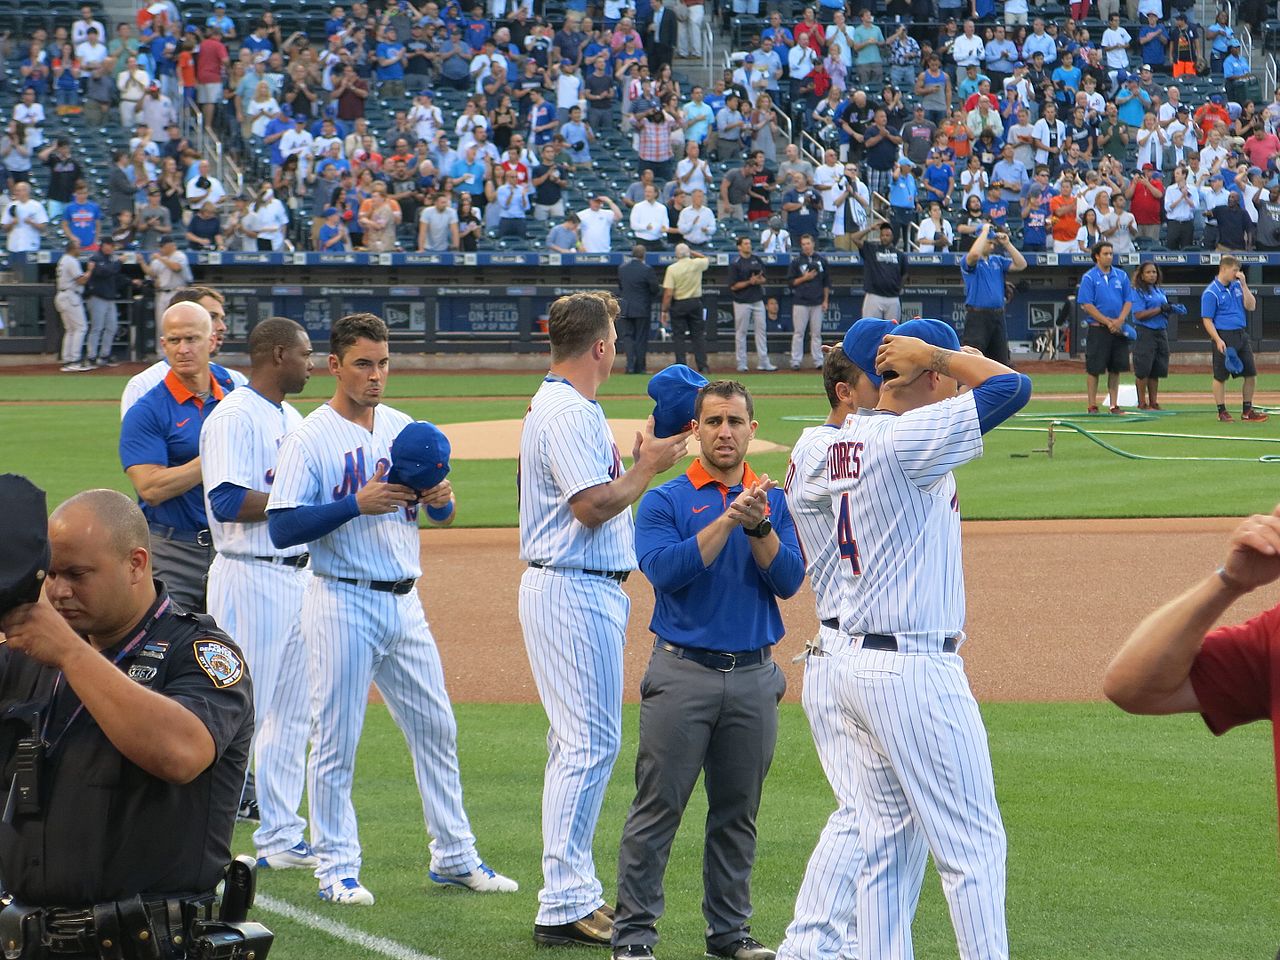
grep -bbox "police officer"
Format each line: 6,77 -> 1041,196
0,485 -> 256,960
612,380 -> 804,960
120,301 -> 237,613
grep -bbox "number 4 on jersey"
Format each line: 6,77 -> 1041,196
836,492 -> 861,575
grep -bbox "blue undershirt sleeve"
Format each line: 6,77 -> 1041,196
973,372 -> 1032,434
267,495 -> 361,548
207,482 -> 249,523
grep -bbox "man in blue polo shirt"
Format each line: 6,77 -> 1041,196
120,300 -> 237,612
960,221 -> 1026,364
613,379 -> 803,960
1202,254 -> 1268,423
1077,240 -> 1133,414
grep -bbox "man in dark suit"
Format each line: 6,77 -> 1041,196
617,244 -> 661,374
648,0 -> 676,74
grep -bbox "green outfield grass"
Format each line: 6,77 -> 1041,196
0,370 -> 1243,403
237,702 -> 1278,960
6,371 -> 1280,521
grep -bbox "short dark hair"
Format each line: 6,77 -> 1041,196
331,312 -> 388,358
547,292 -> 617,361
823,344 -> 861,409
694,379 -> 754,420
249,316 -> 306,363
1091,240 -> 1113,261
799,232 -> 815,244
170,285 -> 225,308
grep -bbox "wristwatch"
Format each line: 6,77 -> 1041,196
743,518 -> 772,538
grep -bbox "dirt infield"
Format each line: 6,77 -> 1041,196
419,517 -> 1278,705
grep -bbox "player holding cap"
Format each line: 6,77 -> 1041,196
519,293 -> 690,947
824,319 -> 1031,960
776,318 -> 894,960
200,317 -> 318,871
266,312 -> 516,905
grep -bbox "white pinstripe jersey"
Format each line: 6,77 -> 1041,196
827,392 -> 983,637
200,386 -> 305,559
784,423 -> 847,622
518,377 -> 633,570
122,360 -> 248,419
267,402 -> 422,580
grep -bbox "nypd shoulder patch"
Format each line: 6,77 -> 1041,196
194,640 -> 244,689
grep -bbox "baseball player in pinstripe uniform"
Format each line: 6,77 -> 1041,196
266,313 -> 517,905
777,319 -> 895,960
200,317 -> 318,871
519,292 -> 690,947
825,320 -> 1031,960
121,286 -> 248,420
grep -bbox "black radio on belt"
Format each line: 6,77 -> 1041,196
12,711 -> 42,816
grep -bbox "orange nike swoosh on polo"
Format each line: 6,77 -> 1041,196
692,505 -> 711,514
176,418 -> 191,427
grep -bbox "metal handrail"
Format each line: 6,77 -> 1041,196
1267,52 -> 1278,102
800,129 -> 824,166
179,100 -> 244,198
776,107 -> 792,146
1241,23 -> 1253,65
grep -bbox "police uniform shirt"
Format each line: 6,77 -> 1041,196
0,586 -> 252,905
788,252 -> 831,305
119,367 -> 237,534
858,242 -> 905,298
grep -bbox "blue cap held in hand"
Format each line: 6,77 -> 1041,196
1225,345 -> 1245,376
648,364 -> 708,437
840,318 -> 898,388
1121,322 -> 1137,341
388,421 -> 452,492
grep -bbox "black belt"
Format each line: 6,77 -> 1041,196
862,633 -> 959,653
656,639 -> 771,671
528,561 -> 629,583
336,576 -> 417,594
148,522 -> 212,547
253,552 -> 310,568
821,617 -> 839,630
40,893 -> 214,956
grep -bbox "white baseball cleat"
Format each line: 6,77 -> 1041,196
258,841 -> 319,870
319,878 -> 375,905
429,862 -> 518,893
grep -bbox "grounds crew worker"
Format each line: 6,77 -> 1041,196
0,481 -> 268,960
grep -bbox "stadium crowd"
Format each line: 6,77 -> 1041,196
3,0 -> 1280,256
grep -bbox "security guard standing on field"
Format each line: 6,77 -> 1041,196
0,480 -> 269,960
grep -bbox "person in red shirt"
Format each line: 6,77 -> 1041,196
1244,126 -> 1280,173
793,7 -> 825,54
194,27 -> 229,129
1127,163 -> 1164,241
1105,504 -> 1280,837
499,144 -> 529,185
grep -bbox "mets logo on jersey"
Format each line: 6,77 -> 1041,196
194,640 -> 245,688
608,443 -> 622,481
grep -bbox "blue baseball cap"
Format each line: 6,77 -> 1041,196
1120,322 -> 1137,341
1224,345 -> 1245,376
648,364 -> 707,438
388,421 -> 452,491
840,318 -> 897,388
892,317 -> 962,351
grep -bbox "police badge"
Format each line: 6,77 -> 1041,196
194,640 -> 245,688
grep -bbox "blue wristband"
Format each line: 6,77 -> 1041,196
426,499 -> 455,522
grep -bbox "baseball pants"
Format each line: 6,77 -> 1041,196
791,305 -> 825,368
303,577 -> 481,887
861,293 -> 902,321
834,639 -> 1008,960
670,298 -> 708,372
86,296 -> 118,362
733,301 -> 773,370
55,292 -> 87,364
149,532 -> 213,614
519,567 -> 629,926
207,554 -> 312,858
777,626 -> 865,960
614,644 -> 785,952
